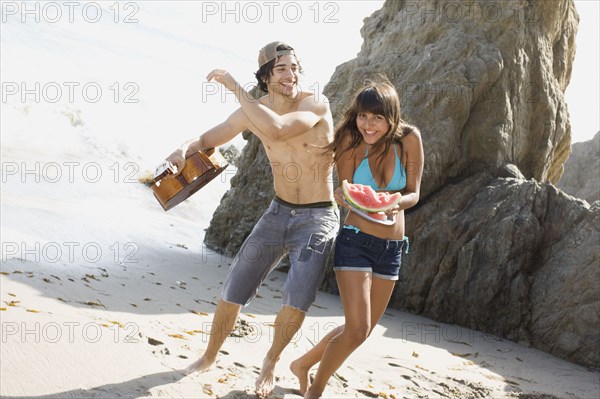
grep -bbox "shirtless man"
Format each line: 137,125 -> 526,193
166,42 -> 338,397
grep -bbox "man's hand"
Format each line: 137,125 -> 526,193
206,69 -> 239,92
163,149 -> 186,179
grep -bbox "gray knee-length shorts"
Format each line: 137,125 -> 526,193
222,198 -> 339,312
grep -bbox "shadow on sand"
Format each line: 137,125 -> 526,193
1,370 -> 184,399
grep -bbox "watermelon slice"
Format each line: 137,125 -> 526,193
367,212 -> 387,221
342,180 -> 402,212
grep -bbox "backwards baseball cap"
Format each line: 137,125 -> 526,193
258,41 -> 295,68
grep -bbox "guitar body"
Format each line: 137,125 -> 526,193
152,148 -> 228,211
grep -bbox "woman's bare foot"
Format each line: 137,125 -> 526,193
304,386 -> 322,399
290,358 -> 311,395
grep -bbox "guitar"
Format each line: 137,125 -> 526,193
152,147 -> 229,211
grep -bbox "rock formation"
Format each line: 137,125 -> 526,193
556,131 -> 600,204
205,0 -> 599,368
324,0 -> 576,196
392,165 -> 599,369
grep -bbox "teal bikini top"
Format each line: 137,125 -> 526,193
353,144 -> 406,191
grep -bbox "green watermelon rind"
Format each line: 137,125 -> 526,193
342,180 -> 401,213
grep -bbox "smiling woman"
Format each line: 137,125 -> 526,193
357,112 -> 389,144
291,79 -> 423,399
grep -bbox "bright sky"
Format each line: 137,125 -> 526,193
567,0 -> 600,142
153,0 -> 599,143
1,0 -> 597,145
138,0 -> 600,144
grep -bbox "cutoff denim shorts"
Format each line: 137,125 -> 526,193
222,199 -> 339,312
333,227 -> 408,280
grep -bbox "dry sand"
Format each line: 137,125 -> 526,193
1,155 -> 598,398
2,248 -> 599,398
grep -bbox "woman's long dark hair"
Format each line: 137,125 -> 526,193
332,80 -> 414,169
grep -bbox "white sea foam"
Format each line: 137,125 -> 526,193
1,1 -> 392,267
1,3 -> 249,262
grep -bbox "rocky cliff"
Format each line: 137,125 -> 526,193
206,1 -> 599,368
324,0 -> 576,196
393,165 -> 599,369
556,131 -> 600,204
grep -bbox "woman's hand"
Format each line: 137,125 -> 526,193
385,203 -> 400,218
334,186 -> 350,209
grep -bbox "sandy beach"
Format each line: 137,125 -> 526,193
1,171 -> 598,398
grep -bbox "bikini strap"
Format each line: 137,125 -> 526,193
402,236 -> 409,254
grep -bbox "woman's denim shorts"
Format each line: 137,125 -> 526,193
333,227 -> 408,280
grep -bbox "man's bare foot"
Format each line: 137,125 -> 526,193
290,358 -> 311,395
255,357 -> 277,397
182,355 -> 215,375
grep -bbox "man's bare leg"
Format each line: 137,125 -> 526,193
184,299 -> 241,374
255,305 -> 306,397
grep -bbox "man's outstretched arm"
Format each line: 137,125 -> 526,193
206,69 -> 328,141
165,108 -> 247,174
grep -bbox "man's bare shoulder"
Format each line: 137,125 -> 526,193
296,90 -> 330,105
297,91 -> 331,116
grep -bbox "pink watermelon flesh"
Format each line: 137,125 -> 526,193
342,180 -> 401,212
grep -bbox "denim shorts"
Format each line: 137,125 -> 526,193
222,199 -> 339,312
333,227 -> 408,280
